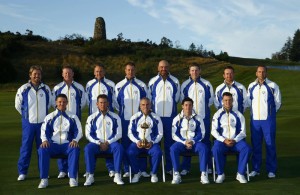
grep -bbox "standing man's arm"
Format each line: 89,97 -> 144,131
274,84 -> 282,112
15,87 -> 23,115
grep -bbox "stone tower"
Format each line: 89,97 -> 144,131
94,17 -> 106,40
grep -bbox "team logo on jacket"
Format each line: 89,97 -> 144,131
107,121 -> 111,125
40,94 -> 44,97
134,91 -> 138,94
262,91 -> 265,94
102,90 -> 107,94
167,86 -> 171,90
190,124 -> 194,127
199,89 -> 203,93
71,93 -> 75,96
231,119 -> 235,123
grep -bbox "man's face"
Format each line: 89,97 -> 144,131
62,68 -> 74,82
189,66 -> 200,80
56,97 -> 68,111
222,95 -> 233,110
94,66 -> 105,80
140,99 -> 151,115
256,66 -> 267,81
223,68 -> 234,83
158,61 -> 169,77
97,98 -> 109,112
30,69 -> 42,85
182,101 -> 193,116
125,65 -> 135,79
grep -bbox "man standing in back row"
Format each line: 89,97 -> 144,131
15,65 -> 53,181
148,60 -> 180,174
214,65 -> 247,113
247,65 -> 281,178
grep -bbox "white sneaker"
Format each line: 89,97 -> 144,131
38,179 -> 48,189
114,173 -> 124,185
109,170 -> 115,177
151,174 -> 158,183
200,172 -> 209,184
171,172 -> 181,184
57,172 -> 67,179
84,174 -> 94,186
268,172 -> 276,178
141,171 -> 150,177
180,169 -> 189,176
83,172 -> 88,177
215,174 -> 225,184
131,172 -> 141,183
123,172 -> 130,177
207,168 -> 212,174
17,174 -> 26,181
236,173 -> 247,183
69,178 -> 78,187
249,171 -> 260,177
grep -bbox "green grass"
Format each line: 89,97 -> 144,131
0,65 -> 300,194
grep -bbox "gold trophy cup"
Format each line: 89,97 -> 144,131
140,121 -> 149,148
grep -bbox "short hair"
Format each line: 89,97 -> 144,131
224,65 -> 234,73
181,97 -> 194,105
97,94 -> 108,102
125,61 -> 135,67
29,65 -> 42,76
55,93 -> 68,101
189,62 -> 201,70
222,92 -> 233,98
94,63 -> 105,69
257,65 -> 267,72
140,97 -> 150,103
62,65 -> 73,71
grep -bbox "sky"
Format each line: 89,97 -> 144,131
1,0 -> 300,59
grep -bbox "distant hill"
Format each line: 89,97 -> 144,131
1,31 -> 299,87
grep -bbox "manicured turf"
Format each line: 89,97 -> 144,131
0,65 -> 300,194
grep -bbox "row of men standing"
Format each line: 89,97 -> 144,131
15,60 -> 281,186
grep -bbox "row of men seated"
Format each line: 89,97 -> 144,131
36,92 -> 250,188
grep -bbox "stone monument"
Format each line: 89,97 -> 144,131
94,17 -> 106,40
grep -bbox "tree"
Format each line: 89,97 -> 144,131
290,29 -> 300,61
159,37 -> 173,48
189,43 -> 196,52
117,33 -> 124,41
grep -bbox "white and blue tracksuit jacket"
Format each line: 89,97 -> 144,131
148,74 -> 180,118
172,111 -> 205,144
247,78 -> 281,120
211,107 -> 246,142
85,110 -> 122,144
40,109 -> 83,144
53,81 -> 86,119
86,77 -> 116,115
15,82 -> 52,123
181,77 -> 214,119
214,81 -> 248,113
115,77 -> 148,120
128,111 -> 163,144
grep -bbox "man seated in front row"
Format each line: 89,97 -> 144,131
211,92 -> 251,184
84,94 -> 124,186
170,97 -> 209,184
127,97 -> 163,183
38,94 -> 83,188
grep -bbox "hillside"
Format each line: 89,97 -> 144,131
1,32 -> 299,89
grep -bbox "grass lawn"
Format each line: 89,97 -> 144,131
0,65 -> 300,194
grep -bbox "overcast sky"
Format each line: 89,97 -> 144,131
1,0 -> 299,59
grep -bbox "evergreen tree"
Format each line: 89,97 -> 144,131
290,29 -> 300,61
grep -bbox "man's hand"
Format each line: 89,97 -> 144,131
69,140 -> 79,148
145,142 -> 153,149
137,141 -> 143,149
40,141 -> 50,148
185,140 -> 193,149
100,141 -> 109,151
224,139 -> 236,147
